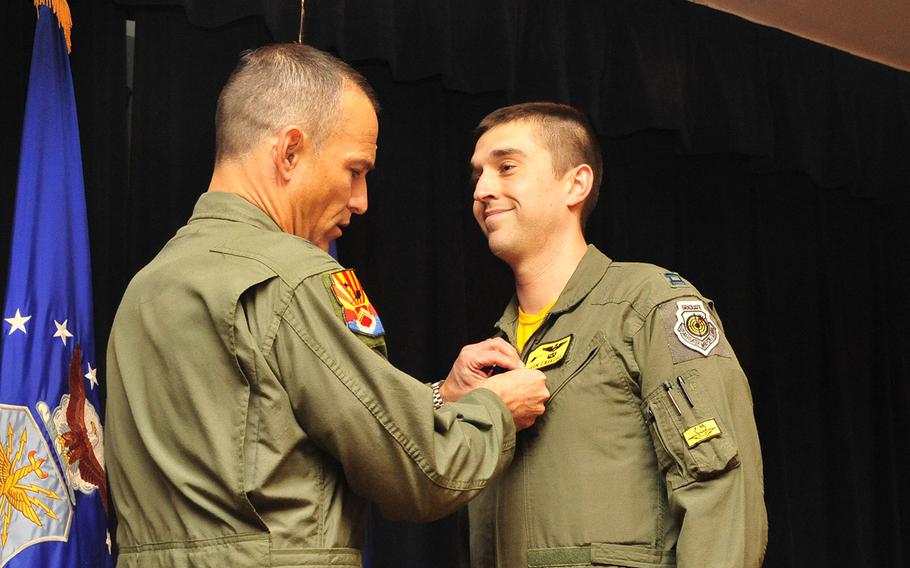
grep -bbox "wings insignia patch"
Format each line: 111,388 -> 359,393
525,335 -> 572,370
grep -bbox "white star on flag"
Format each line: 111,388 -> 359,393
4,309 -> 31,335
85,363 -> 98,389
53,319 -> 73,346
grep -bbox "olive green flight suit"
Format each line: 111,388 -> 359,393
469,245 -> 767,568
106,193 -> 516,567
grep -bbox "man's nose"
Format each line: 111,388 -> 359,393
473,171 -> 495,201
349,183 -> 368,215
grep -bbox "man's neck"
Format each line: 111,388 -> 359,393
512,237 -> 588,314
208,158 -> 286,228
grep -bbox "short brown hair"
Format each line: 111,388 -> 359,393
475,102 -> 602,228
214,44 -> 379,162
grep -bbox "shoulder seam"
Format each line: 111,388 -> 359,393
213,244 -> 337,287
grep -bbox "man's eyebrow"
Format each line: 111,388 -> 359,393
470,147 -> 527,173
351,157 -> 375,171
489,148 -> 527,159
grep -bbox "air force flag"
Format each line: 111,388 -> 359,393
0,3 -> 113,566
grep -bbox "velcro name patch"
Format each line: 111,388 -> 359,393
525,335 -> 572,370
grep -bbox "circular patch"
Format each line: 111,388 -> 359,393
686,314 -> 709,337
673,299 -> 720,356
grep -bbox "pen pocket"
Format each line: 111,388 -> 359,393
642,371 -> 740,487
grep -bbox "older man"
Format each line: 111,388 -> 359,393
467,102 -> 767,567
106,45 -> 548,567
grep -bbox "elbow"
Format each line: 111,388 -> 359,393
375,485 -> 476,522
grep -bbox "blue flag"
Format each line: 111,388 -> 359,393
0,4 -> 113,566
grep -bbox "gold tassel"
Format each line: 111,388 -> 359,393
34,0 -> 73,53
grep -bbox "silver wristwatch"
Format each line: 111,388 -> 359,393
430,380 -> 445,409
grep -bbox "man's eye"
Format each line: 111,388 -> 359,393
351,169 -> 363,178
499,162 -> 516,173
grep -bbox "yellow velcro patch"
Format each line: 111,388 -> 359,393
525,335 -> 572,370
683,419 -> 721,448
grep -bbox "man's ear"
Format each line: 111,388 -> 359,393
273,126 -> 306,182
565,164 -> 594,208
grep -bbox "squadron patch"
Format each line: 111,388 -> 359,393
673,300 -> 720,356
329,270 -> 385,337
525,335 -> 572,370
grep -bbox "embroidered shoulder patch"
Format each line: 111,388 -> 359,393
663,272 -> 688,288
329,270 -> 385,337
673,300 -> 719,356
525,335 -> 572,370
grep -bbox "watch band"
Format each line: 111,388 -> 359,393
430,380 -> 445,409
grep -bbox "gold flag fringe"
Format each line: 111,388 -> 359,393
34,0 -> 73,53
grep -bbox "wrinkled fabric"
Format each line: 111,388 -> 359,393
469,246 -> 766,567
106,192 -> 516,567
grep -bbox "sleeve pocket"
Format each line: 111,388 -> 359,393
642,371 -> 740,487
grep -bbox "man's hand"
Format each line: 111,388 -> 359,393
440,338 -> 523,402
480,369 -> 549,430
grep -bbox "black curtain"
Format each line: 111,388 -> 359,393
2,1 -> 908,566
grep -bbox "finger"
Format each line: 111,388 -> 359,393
518,414 -> 538,431
471,350 -> 523,371
483,337 -> 521,358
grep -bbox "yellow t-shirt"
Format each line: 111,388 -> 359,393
516,299 -> 558,353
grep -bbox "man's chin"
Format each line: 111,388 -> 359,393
486,234 -> 518,261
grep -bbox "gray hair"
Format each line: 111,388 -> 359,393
214,43 -> 378,162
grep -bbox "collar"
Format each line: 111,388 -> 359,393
494,244 -> 612,336
188,192 -> 283,233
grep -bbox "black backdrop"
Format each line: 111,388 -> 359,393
2,1 -> 909,566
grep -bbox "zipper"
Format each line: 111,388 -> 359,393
519,313 -> 554,363
647,403 -> 685,475
546,344 -> 599,402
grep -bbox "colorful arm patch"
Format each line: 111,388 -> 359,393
329,270 -> 385,337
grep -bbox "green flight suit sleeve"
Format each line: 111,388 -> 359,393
263,273 -> 516,522
632,295 -> 768,567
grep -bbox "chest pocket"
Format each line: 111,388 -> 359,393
642,370 -> 740,487
540,331 -> 606,404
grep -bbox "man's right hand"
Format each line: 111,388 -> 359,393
440,338 -> 523,402
480,369 -> 549,430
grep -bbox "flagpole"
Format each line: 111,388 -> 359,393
298,0 -> 306,44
